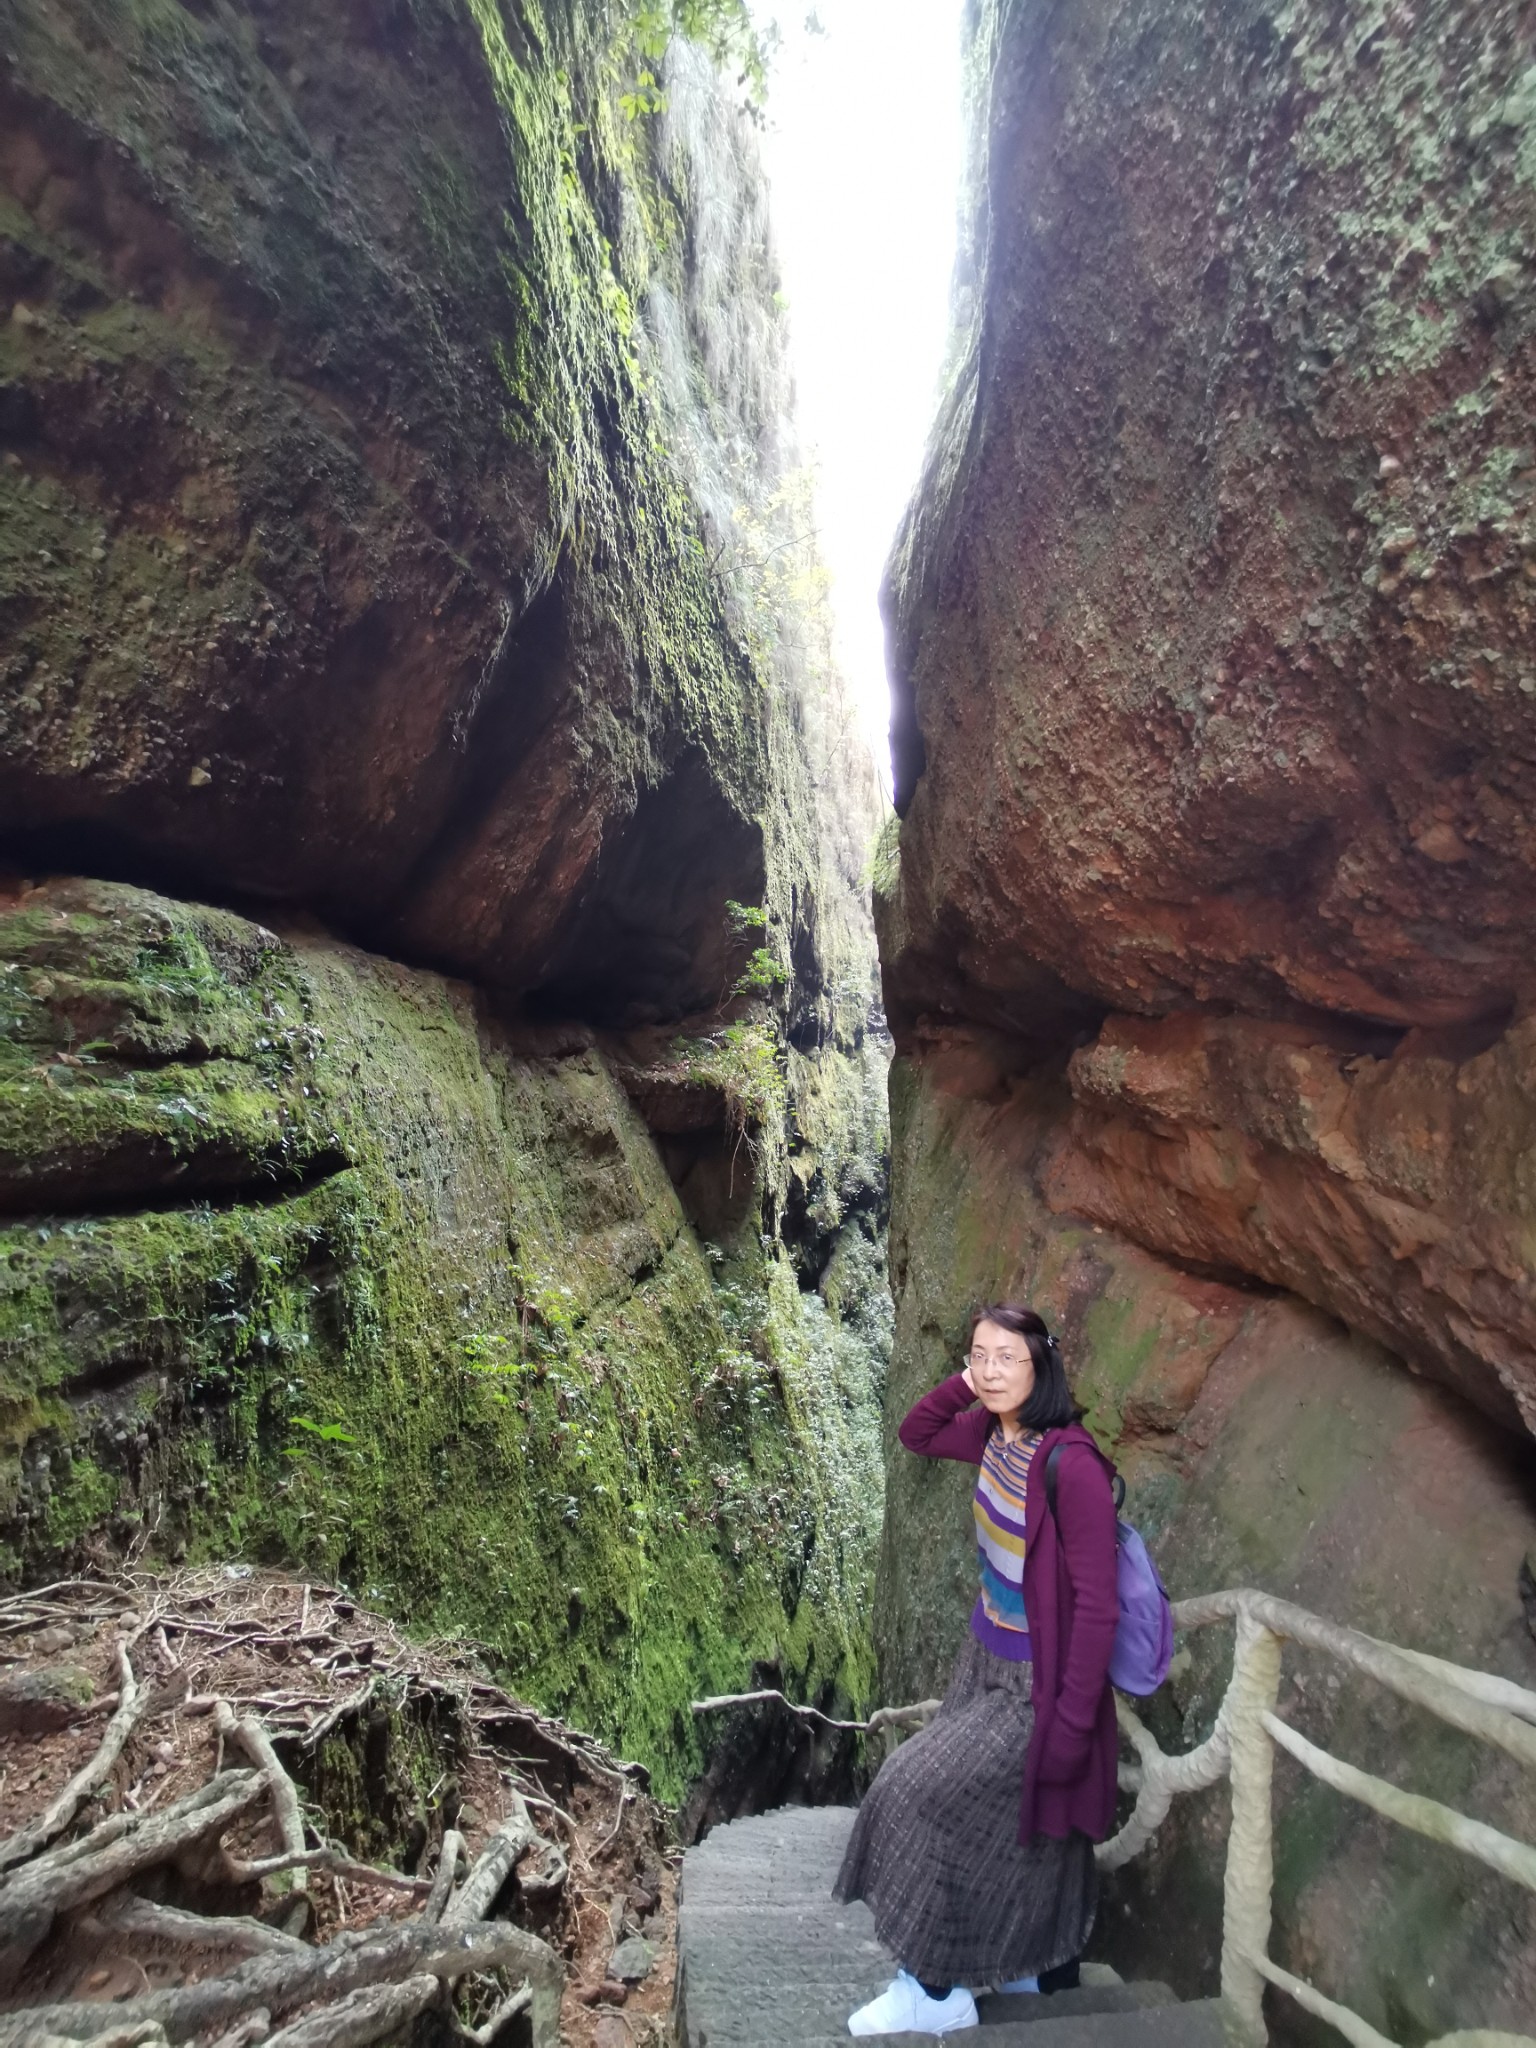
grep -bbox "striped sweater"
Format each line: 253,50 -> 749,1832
971,1427 -> 1041,1661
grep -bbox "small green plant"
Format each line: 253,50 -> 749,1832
624,0 -> 771,118
726,898 -> 767,935
287,1416 -> 357,1446
619,66 -> 665,119
868,812 -> 901,900
732,946 -> 788,998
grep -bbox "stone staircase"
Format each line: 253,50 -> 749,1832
676,1806 -> 1224,2047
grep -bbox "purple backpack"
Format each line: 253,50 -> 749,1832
1045,1444 -> 1174,1697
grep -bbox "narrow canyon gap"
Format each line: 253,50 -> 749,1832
2,0 -> 1536,2042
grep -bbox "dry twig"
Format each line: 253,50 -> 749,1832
691,1686 -> 940,1736
297,1677 -> 377,1753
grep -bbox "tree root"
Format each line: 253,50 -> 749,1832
0,1771 -> 266,1993
424,1829 -> 466,1923
452,1981 -> 533,2045
518,1835 -> 568,1898
214,1700 -> 310,1931
0,1915 -> 560,2046
32,2028 -> 168,2048
445,1799 -> 539,1925
96,1894 -> 312,1959
258,1972 -> 438,2048
206,2018 -> 271,2048
0,1573 -> 619,2048
216,1842 -> 433,1895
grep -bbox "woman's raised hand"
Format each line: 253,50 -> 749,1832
961,1360 -> 976,1395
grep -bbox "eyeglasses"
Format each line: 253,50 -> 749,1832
967,1349 -> 1025,1369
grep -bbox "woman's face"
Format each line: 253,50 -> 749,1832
968,1318 -> 1036,1419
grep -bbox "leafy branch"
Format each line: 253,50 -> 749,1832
624,1 -> 772,118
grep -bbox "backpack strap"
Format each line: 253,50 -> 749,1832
1043,1441 -> 1064,1517
1042,1438 -> 1126,1518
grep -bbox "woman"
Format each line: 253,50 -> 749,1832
834,1304 -> 1120,2037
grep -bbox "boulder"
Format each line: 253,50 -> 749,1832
876,1048 -> 1536,2042
607,1935 -> 657,1983
0,1663 -> 94,1734
1046,1009 -> 1536,1434
886,0 -> 1536,1040
0,878 -> 886,1800
0,1 -> 779,1020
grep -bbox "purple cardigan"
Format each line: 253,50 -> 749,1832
899,1373 -> 1120,1845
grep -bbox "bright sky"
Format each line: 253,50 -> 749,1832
755,1 -> 967,781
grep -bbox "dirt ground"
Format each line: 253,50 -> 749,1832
0,1567 -> 681,2045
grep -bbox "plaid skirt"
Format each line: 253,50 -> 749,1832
832,1634 -> 1098,1987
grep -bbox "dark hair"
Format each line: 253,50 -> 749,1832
968,1302 -> 1081,1431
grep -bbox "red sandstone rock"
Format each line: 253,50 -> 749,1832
1044,1010 -> 1536,1435
885,0 -> 1536,1039
877,3 -> 1536,2026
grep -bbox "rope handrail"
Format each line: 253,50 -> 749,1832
1104,1587 -> 1536,2048
686,1586 -> 1534,2044
1170,1589 -> 1536,1770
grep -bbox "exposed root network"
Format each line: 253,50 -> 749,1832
0,1570 -> 678,2047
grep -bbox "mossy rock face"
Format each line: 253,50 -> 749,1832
0,878 -> 886,1798
0,0 -> 792,1018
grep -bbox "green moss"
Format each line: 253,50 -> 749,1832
0,0 -> 890,1803
0,881 -> 884,1800
43,1452 -> 119,1546
869,813 -> 901,904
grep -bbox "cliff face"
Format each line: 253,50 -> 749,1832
0,0 -> 889,1799
0,0 -> 782,1017
890,0 -> 1536,1045
879,0 -> 1536,2032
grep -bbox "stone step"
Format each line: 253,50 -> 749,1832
717,2003 -> 1226,2047
978,1982 -> 1178,2024
676,1805 -> 1224,2048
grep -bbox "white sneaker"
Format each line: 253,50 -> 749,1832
847,1970 -> 979,2036
998,1975 -> 1039,1993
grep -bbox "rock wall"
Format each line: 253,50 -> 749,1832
0,878 -> 885,1797
877,1047 -> 1536,2038
878,0 -> 1536,2034
0,0 -> 889,1800
0,0 -> 805,1019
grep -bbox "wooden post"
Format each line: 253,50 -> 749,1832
1221,1611 -> 1282,2047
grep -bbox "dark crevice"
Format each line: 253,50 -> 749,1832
528,748 -> 765,1027
56,1356 -> 167,1404
381,573 -> 573,934
0,826 -> 304,933
60,1042 -> 232,1072
0,1145 -> 354,1226
1087,1235 -> 1287,1299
